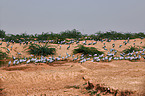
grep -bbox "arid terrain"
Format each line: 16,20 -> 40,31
0,38 -> 145,96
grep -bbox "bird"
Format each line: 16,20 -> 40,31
13,60 -> 18,65
58,54 -> 61,58
72,54 -> 75,58
67,45 -> 70,50
96,59 -> 100,62
104,48 -> 107,50
105,56 -> 108,60
65,56 -> 68,59
12,56 -> 16,60
16,61 -> 19,65
31,58 -> 37,62
76,40 -> 79,44
31,54 -> 34,57
86,58 -> 90,61
61,56 -> 64,60
88,42 -> 92,45
7,48 -> 10,52
79,60 -> 83,64
138,55 -> 141,59
19,59 -> 23,63
8,61 -> 11,67
119,44 -> 122,48
26,59 -> 31,64
11,46 -> 13,50
112,43 -> 115,48
114,57 -> 119,60
93,42 -> 97,45
56,57 -> 61,61
91,58 -> 95,62
73,55 -> 78,61
119,57 -> 124,60
94,54 -> 97,57
108,57 -> 112,62
102,58 -> 105,61
49,59 -> 53,63
99,54 -> 104,58
17,52 -> 21,55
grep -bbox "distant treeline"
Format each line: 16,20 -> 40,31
0,29 -> 145,42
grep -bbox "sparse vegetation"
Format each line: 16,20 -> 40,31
123,46 -> 139,54
0,50 -> 8,66
28,44 -> 56,56
73,45 -> 104,55
65,85 -> 80,89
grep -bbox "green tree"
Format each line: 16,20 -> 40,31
0,29 -> 6,38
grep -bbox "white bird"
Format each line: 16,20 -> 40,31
93,42 -> 97,45
138,55 -> 141,59
65,56 -> 68,59
49,59 -> 53,63
26,59 -> 30,64
35,59 -> 40,63
31,58 -> 37,62
108,57 -> 112,61
102,58 -> 105,61
56,57 -> 61,61
12,56 -> 16,60
94,54 -> 97,56
96,59 -> 100,62
86,58 -> 90,61
79,60 -> 83,64
13,60 -> 18,65
114,57 -> 119,60
8,61 -> 11,67
72,54 -> 75,58
16,61 -> 19,65
83,59 -> 86,62
94,57 -> 99,60
99,54 -> 104,58
89,54 -> 92,57
119,57 -> 124,60
73,56 -> 78,61
105,56 -> 108,60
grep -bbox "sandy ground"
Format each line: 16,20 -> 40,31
0,38 -> 145,96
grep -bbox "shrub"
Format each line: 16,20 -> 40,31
0,29 -> 6,38
28,44 -> 55,56
122,46 -> 139,54
73,45 -> 103,55
0,50 -> 8,66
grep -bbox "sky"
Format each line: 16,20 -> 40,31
0,0 -> 145,35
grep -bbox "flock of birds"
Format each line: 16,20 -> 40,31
0,37 -> 144,67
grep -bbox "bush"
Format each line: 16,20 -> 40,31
122,46 -> 139,54
0,50 -> 8,66
73,45 -> 103,55
0,29 -> 6,38
28,44 -> 56,56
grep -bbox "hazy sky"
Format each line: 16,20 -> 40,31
0,0 -> 145,35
